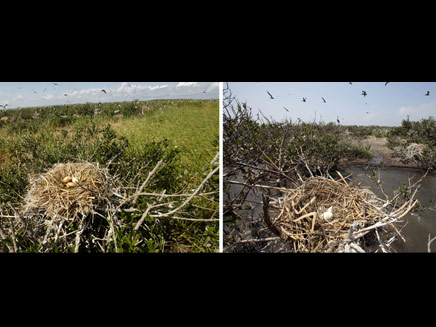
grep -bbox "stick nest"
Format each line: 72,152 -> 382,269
21,162 -> 115,221
268,175 -> 413,252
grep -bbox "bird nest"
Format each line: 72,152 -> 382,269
265,174 -> 417,252
18,162 -> 121,252
21,162 -> 114,221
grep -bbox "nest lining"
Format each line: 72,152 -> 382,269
21,162 -> 114,222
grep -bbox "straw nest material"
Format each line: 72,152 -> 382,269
266,174 -> 415,253
21,162 -> 114,221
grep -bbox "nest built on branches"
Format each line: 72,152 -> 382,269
0,153 -> 219,253
263,173 -> 418,253
15,162 -> 120,252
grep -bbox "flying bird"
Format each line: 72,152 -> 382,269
425,91 -> 430,96
101,89 -> 107,94
267,91 -> 274,99
385,82 -> 390,86
302,97 -> 307,102
321,97 -> 327,103
52,83 -> 59,85
362,90 -> 367,97
283,106 -> 290,112
64,93 -> 68,96
348,82 -> 352,85
337,116 -> 340,124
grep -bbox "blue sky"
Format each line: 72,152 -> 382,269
227,82 -> 436,126
0,82 -> 219,109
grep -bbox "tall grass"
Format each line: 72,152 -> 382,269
113,99 -> 219,180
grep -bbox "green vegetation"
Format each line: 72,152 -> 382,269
224,100 -> 373,177
388,116 -> 436,146
0,99 -> 219,253
346,125 -> 391,139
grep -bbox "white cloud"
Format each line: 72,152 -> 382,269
397,102 -> 436,121
177,82 -> 198,87
205,82 -> 219,92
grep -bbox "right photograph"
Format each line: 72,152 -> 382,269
223,82 -> 436,253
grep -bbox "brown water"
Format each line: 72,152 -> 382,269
345,166 -> 436,252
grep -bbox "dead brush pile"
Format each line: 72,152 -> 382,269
265,173 -> 418,253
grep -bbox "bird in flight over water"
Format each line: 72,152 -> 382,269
302,97 -> 307,102
425,91 -> 430,96
267,91 -> 274,99
362,90 -> 367,97
322,97 -> 327,103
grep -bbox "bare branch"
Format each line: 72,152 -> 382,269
132,160 -> 164,206
153,165 -> 219,218
428,234 -> 436,253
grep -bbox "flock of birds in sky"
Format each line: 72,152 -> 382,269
0,82 -> 110,109
0,82 -> 212,109
264,82 -> 433,124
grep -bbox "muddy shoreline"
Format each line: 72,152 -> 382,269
343,135 -> 431,170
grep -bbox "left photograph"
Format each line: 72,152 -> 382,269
0,82 -> 220,253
